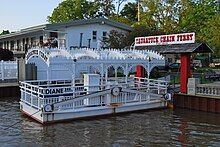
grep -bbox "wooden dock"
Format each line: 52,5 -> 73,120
0,82 -> 20,98
173,93 -> 220,113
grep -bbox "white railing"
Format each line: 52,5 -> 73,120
196,84 -> 220,97
52,87 -> 163,112
134,77 -> 169,94
0,60 -> 17,81
20,77 -> 168,110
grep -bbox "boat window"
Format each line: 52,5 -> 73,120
92,31 -> 97,41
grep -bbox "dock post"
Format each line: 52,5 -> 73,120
180,53 -> 191,93
18,58 -> 26,82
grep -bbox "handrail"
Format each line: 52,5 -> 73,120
196,84 -> 220,97
20,76 -> 168,110
51,87 -> 163,112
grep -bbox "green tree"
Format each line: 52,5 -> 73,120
140,0 -> 181,33
201,14 -> 220,56
0,30 -> 10,35
178,0 -> 219,56
115,0 -> 127,14
48,0 -> 97,23
120,2 -> 138,22
178,0 -> 217,34
106,30 -> 128,48
106,25 -> 164,49
94,0 -> 115,17
110,15 -> 133,26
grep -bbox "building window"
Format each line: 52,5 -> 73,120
88,39 -> 91,48
10,41 -> 15,51
168,58 -> 173,63
50,32 -> 58,38
79,33 -> 83,47
6,41 -> 9,49
4,41 -> 7,49
0,42 -> 3,48
39,36 -> 43,46
26,38 -> 29,50
17,40 -> 20,51
22,38 -> 25,51
103,31 -> 107,41
92,31 -> 97,41
31,37 -> 36,47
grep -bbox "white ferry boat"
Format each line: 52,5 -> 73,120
20,47 -> 169,124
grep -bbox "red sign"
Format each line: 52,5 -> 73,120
135,32 -> 195,46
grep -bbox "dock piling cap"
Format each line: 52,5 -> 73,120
111,87 -> 122,97
44,104 -> 54,112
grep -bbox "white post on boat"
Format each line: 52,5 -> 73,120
105,69 -> 108,83
114,67 -> 117,81
57,38 -> 60,49
30,85 -> 33,107
105,82 -> 111,105
1,60 -> 4,81
101,63 -> 104,90
46,63 -> 51,81
147,57 -> 151,98
72,63 -> 76,98
125,64 -> 128,85
24,83 -> 27,102
38,88 -> 40,109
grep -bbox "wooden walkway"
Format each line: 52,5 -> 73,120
0,82 -> 20,98
0,82 -> 19,87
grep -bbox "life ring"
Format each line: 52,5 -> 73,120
44,104 -> 54,112
163,93 -> 172,101
111,87 -> 121,97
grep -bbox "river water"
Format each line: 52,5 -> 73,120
0,97 -> 220,147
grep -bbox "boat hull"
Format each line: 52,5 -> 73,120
20,100 -> 167,124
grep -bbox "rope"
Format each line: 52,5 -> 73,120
3,109 -> 41,130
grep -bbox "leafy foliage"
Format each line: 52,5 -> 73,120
48,0 -> 96,23
106,26 -> 164,49
0,30 -> 10,35
93,0 -> 115,17
106,30 -> 127,48
120,2 -> 138,22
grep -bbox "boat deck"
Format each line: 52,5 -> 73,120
20,77 -> 169,123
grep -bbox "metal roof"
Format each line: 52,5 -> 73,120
135,43 -> 213,54
0,18 -> 132,40
0,24 -> 46,39
47,18 -> 133,31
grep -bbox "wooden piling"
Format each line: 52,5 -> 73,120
173,93 -> 220,113
0,83 -> 20,98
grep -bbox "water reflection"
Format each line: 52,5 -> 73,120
0,98 -> 220,146
172,109 -> 220,146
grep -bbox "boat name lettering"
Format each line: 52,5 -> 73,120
45,88 -> 64,94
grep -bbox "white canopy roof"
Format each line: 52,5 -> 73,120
26,47 -> 164,64
26,47 -> 165,80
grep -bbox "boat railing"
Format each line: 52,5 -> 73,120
134,77 -> 169,94
20,81 -> 44,109
20,81 -> 123,109
20,77 -> 168,110
52,87 -> 164,112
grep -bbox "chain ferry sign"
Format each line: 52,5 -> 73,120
135,32 -> 195,46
